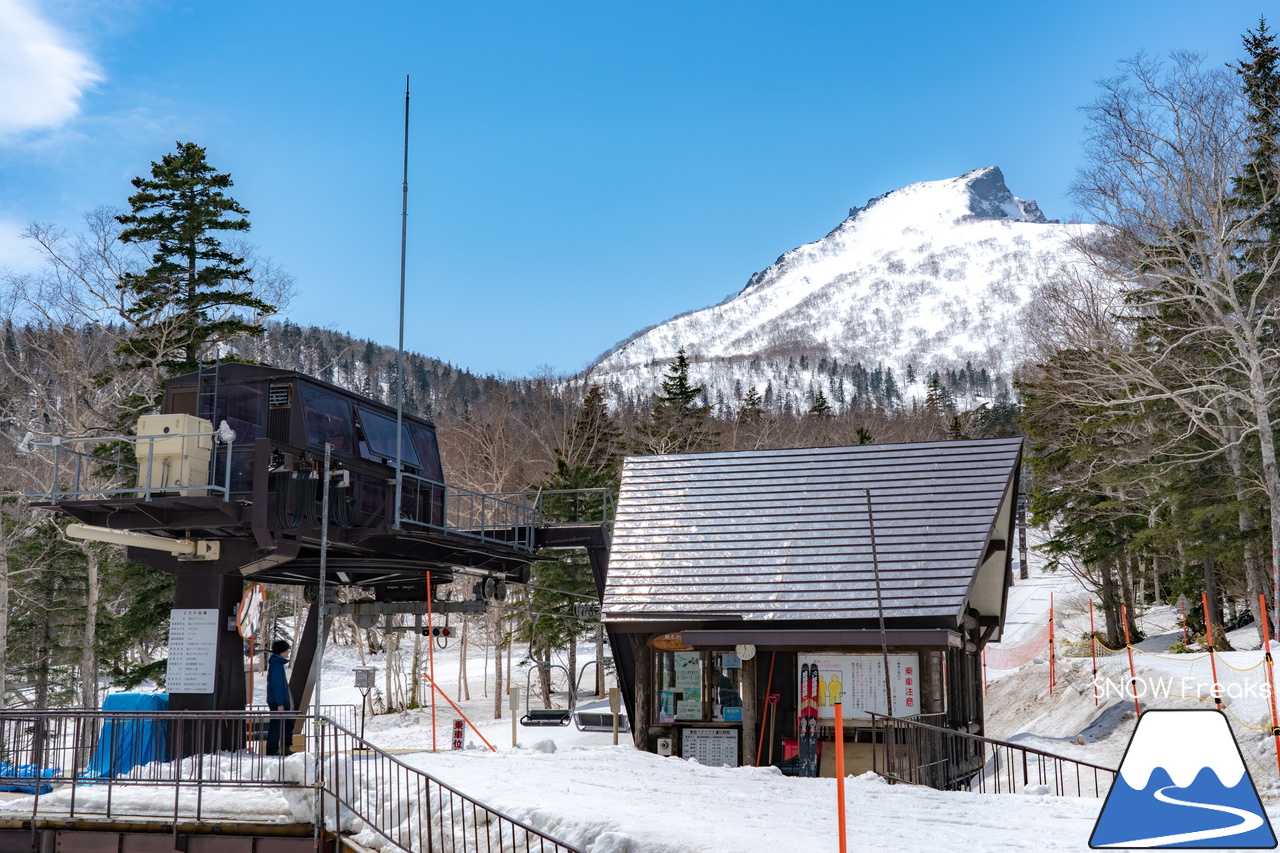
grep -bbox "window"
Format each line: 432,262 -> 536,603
654,650 -> 746,725
656,650 -> 704,723
301,384 -> 354,454
214,384 -> 264,444
408,423 -> 444,481
355,407 -> 421,469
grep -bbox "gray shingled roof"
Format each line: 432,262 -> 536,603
602,438 -> 1022,627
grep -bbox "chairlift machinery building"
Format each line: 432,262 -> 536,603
29,363 -> 615,719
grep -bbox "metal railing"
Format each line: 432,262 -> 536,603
317,717 -> 582,853
24,430 -> 235,504
0,710 -> 583,853
868,712 -> 1116,798
397,482 -> 613,551
398,473 -> 541,550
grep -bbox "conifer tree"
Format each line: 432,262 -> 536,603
738,386 -> 765,423
115,142 -> 275,381
808,389 -> 833,417
633,348 -> 717,454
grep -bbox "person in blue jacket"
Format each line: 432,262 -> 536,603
266,639 -> 294,755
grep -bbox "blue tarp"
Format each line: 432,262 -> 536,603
0,762 -> 59,794
82,693 -> 169,779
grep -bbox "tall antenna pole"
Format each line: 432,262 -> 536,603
394,76 -> 410,530
866,489 -> 893,717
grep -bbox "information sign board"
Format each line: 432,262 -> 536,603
167,608 -> 220,694
682,728 -> 738,767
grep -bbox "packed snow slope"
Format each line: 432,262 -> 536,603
586,167 -> 1087,411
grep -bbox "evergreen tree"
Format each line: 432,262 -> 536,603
633,348 -> 717,454
521,385 -> 622,705
808,389 -> 833,417
115,142 -> 275,383
738,386 -> 765,423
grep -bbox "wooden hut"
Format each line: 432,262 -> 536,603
601,437 -> 1022,777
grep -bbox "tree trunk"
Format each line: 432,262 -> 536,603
1227,433 -> 1267,640
567,638 -> 578,702
1120,554 -> 1140,641
410,626 -> 422,707
458,617 -> 470,701
1249,374 -> 1280,643
539,663 -> 552,709
1099,560 -> 1121,648
80,548 -> 100,710
492,605 -> 504,719
0,507 -> 9,709
1205,552 -> 1231,650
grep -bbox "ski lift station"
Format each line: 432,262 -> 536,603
601,438 -> 1023,777
11,363 -> 1028,850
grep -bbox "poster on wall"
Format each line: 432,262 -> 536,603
798,653 -> 920,720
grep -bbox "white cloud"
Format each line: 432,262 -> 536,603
0,217 -> 43,273
0,0 -> 102,138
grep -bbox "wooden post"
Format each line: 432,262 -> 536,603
1259,594 -> 1280,779
834,701 -> 847,853
510,686 -> 520,748
1122,604 -> 1140,718
1203,593 -> 1222,710
981,647 -> 987,696
609,687 -> 620,746
1089,599 -> 1098,707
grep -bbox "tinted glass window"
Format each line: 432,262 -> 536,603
214,384 -> 264,444
356,407 -> 421,468
409,424 -> 443,481
301,384 -> 354,453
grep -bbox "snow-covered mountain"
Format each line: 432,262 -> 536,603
585,167 -> 1086,413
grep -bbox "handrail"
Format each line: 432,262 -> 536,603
23,429 -> 235,504
0,709 -> 583,853
867,712 -> 1116,798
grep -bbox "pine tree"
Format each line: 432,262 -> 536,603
633,348 -> 717,454
738,386 -> 765,423
115,142 -> 275,381
808,389 -> 833,417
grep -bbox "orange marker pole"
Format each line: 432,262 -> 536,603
1259,594 -> 1280,778
834,701 -> 847,853
427,571 -> 438,751
1048,593 -> 1056,695
1122,604 -> 1140,718
1089,600 -> 1098,707
1203,593 -> 1222,710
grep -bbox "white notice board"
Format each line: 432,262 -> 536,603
800,653 -> 920,720
682,728 -> 739,767
167,608 -> 220,693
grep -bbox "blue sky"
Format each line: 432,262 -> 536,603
0,1 -> 1267,376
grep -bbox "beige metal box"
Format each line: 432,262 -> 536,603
135,413 -> 213,491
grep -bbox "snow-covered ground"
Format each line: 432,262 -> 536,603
14,557 -> 1280,852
